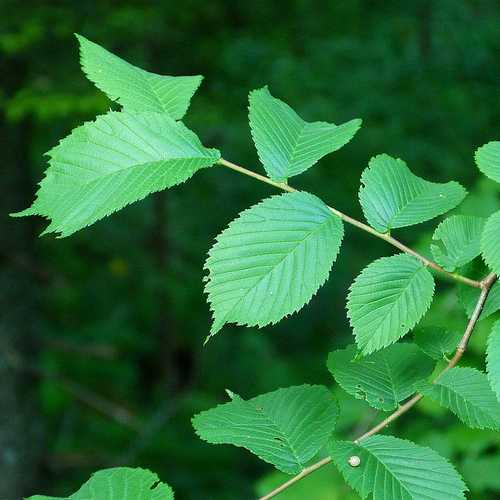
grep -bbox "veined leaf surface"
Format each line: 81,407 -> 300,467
418,367 -> 500,430
359,154 -> 466,232
331,435 -> 466,500
475,141 -> 500,183
13,112 -> 220,237
249,86 -> 361,181
347,254 -> 435,354
77,34 -> 202,118
205,191 -> 344,336
28,467 -> 174,500
327,343 -> 434,411
192,385 -> 339,474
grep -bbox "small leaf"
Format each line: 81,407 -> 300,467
475,141 -> 500,183
481,209 -> 500,275
486,320 -> 500,401
414,327 -> 462,361
359,154 -> 467,232
12,112 -> 220,237
205,191 -> 344,337
431,215 -> 485,272
77,34 -> 202,118
28,467 -> 174,499
331,435 -> 467,500
459,280 -> 500,321
192,385 -> 339,474
249,86 -> 361,181
327,343 -> 434,411
418,367 -> 500,429
347,254 -> 435,354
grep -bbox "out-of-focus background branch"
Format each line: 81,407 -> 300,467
1,1 -> 499,498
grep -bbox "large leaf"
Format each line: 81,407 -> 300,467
413,327 -> 462,361
28,467 -> 174,500
475,141 -> 500,183
249,86 -> 361,181
359,154 -> 467,232
205,191 -> 344,336
192,385 -> 339,474
331,435 -> 466,500
327,344 -> 434,411
487,320 -> 500,401
13,112 -> 220,237
418,367 -> 500,429
431,215 -> 485,271
77,34 -> 202,118
481,209 -> 500,275
459,279 -> 500,321
347,254 -> 435,354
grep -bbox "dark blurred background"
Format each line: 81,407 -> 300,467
1,1 -> 499,499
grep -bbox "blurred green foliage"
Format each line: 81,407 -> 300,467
1,1 -> 499,498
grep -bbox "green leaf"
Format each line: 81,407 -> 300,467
76,34 -> 202,118
347,254 -> 435,354
192,384 -> 339,474
330,435 -> 467,500
205,191 -> 344,337
462,455 -> 500,493
431,215 -> 485,272
12,112 -> 220,237
487,320 -> 500,401
28,467 -> 174,500
481,209 -> 500,275
413,327 -> 462,361
475,141 -> 500,183
248,86 -> 361,181
327,343 -> 433,411
418,367 -> 500,429
459,280 -> 500,321
359,154 -> 467,232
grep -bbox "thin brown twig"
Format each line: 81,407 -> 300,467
259,272 -> 497,499
218,158 -> 481,289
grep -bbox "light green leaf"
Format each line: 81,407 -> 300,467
431,215 -> 485,272
459,280 -> 500,321
327,343 -> 434,411
475,141 -> 500,183
414,327 -> 462,361
331,435 -> 466,500
248,86 -> 361,181
28,467 -> 174,500
205,191 -> 343,337
13,111 -> 220,237
347,254 -> 435,354
359,154 -> 467,232
76,34 -> 202,118
481,209 -> 500,275
418,367 -> 500,429
192,384 -> 339,474
487,320 -> 500,401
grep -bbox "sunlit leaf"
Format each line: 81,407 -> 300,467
418,367 -> 500,430
192,385 -> 339,474
28,467 -> 174,500
347,254 -> 435,354
77,34 -> 202,118
359,154 -> 466,232
205,192 -> 343,336
431,215 -> 484,272
327,343 -> 434,411
249,86 -> 361,181
475,141 -> 500,183
12,112 -> 220,237
331,435 -> 467,499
